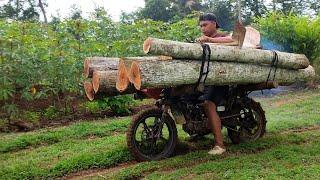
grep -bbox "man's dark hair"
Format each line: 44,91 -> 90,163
199,13 -> 220,28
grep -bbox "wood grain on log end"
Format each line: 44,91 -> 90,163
92,71 -> 101,93
84,81 -> 94,101
83,57 -> 90,78
143,37 -> 152,54
116,60 -> 130,92
130,61 -> 141,90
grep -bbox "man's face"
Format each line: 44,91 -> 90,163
199,20 -> 217,37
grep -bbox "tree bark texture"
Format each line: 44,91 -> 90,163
84,56 -> 172,78
83,57 -> 119,78
143,37 -> 310,70
130,59 -> 315,90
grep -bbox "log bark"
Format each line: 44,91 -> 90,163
129,59 -> 315,90
84,56 -> 172,78
83,57 -> 119,78
143,37 -> 310,70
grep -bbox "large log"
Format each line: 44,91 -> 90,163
143,37 -> 310,70
84,57 -> 119,78
92,70 -> 118,95
84,56 -> 172,78
129,60 -> 315,90
92,70 -> 136,97
115,56 -> 172,91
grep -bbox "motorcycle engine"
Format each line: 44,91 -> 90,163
180,102 -> 211,136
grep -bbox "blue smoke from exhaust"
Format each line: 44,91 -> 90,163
260,37 -> 292,52
249,37 -> 296,98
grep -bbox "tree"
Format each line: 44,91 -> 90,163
138,0 -> 178,22
170,0 -> 203,16
0,0 -> 42,21
241,0 -> 267,23
68,4 -> 82,20
38,0 -> 47,23
203,0 -> 237,31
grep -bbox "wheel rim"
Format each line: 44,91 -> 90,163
239,106 -> 263,140
132,114 -> 173,159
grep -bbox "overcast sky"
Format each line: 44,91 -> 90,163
0,0 -> 145,21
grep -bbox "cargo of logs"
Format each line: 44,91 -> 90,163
83,37 -> 315,101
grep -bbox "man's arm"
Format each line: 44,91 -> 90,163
196,35 -> 234,43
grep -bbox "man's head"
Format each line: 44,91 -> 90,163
199,13 -> 220,37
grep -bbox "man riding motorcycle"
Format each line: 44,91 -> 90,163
196,13 -> 235,155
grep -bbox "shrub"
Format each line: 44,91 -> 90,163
256,12 -> 320,64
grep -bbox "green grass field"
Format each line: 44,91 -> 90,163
0,89 -> 320,179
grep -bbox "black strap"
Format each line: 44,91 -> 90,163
195,44 -> 211,92
266,50 -> 279,86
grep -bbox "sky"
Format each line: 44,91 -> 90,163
0,0 -> 145,21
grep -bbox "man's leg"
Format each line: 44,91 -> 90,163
203,100 -> 225,148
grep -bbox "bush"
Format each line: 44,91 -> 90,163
256,12 -> 320,65
43,106 -> 59,120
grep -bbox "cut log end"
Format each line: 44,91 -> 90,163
129,61 -> 141,90
83,58 -> 90,78
84,81 -> 94,101
116,60 -> 130,92
92,71 -> 100,93
143,37 -> 152,54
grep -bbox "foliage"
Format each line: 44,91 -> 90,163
122,0 -> 319,26
43,106 -> 59,120
138,0 -> 178,22
0,14 -> 202,116
21,110 -> 41,124
256,12 -> 320,64
0,0 -> 45,21
103,95 -> 136,114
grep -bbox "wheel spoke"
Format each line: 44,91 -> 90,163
142,121 -> 151,135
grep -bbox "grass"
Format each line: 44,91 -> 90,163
0,117 -> 130,153
0,89 -> 319,179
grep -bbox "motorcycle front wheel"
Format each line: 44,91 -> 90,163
126,107 -> 177,161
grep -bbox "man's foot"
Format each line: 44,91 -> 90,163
208,145 -> 226,155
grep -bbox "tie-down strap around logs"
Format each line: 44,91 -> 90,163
195,43 -> 211,92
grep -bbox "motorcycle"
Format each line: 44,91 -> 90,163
126,82 -> 274,161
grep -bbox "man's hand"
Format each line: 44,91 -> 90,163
195,35 -> 211,43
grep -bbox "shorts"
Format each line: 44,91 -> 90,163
198,85 -> 229,105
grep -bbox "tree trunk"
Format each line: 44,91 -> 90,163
143,37 -> 310,70
129,59 -> 315,90
38,0 -> 47,23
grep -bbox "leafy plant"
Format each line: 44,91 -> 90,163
43,106 -> 59,120
103,95 -> 136,114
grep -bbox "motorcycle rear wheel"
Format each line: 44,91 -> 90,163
126,107 -> 177,161
227,98 -> 266,144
